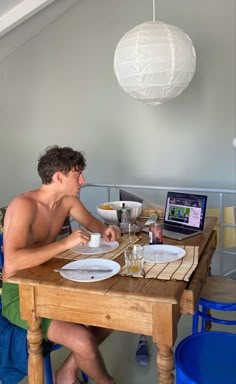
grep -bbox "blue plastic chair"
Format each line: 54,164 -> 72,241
192,275 -> 236,333
175,331 -> 236,384
0,232 -> 88,383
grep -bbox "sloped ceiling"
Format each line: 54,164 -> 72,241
0,0 -> 78,61
0,0 -> 57,37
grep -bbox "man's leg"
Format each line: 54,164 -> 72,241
47,320 -> 115,384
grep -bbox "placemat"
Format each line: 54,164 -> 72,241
119,245 -> 199,282
56,240 -> 199,282
55,235 -> 140,261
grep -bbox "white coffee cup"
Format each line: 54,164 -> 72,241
88,233 -> 101,248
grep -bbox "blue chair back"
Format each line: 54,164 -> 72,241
175,331 -> 236,384
0,315 -> 28,383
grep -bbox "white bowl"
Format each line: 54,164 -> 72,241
97,201 -> 143,225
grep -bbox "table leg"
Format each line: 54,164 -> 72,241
27,318 -> 44,384
157,344 -> 174,384
152,302 -> 178,384
19,285 -> 44,384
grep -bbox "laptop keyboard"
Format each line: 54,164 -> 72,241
163,224 -> 196,234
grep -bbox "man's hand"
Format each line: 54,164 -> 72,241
65,229 -> 90,248
102,225 -> 121,242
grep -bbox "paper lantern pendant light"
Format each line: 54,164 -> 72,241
114,20 -> 196,105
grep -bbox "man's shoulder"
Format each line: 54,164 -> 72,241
63,195 -> 81,206
9,192 -> 37,209
4,193 -> 38,226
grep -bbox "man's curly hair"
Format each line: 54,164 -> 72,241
37,145 -> 86,184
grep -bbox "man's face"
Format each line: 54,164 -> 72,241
64,169 -> 85,195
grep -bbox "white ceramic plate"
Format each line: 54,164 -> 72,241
71,240 -> 119,255
59,258 -> 121,283
143,245 -> 186,263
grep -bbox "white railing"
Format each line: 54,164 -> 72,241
79,183 -> 236,277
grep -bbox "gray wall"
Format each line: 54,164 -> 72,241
0,0 -> 235,206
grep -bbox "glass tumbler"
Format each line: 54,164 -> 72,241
121,222 -> 137,239
124,245 -> 144,276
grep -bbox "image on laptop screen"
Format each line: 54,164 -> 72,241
164,192 -> 208,231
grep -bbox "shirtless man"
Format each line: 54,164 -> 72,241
2,145 -> 120,384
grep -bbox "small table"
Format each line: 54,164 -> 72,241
7,217 -> 217,384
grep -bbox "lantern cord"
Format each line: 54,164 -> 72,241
153,0 -> 156,21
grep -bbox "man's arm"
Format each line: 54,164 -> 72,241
69,197 -> 120,241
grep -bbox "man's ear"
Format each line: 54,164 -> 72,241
52,171 -> 64,183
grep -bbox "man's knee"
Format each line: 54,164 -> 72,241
47,320 -> 97,355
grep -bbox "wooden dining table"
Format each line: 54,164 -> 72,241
7,217 -> 217,384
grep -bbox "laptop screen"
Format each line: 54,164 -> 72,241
164,192 -> 208,231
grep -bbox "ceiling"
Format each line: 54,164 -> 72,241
0,0 -> 78,61
0,0 -> 23,15
0,0 -> 57,37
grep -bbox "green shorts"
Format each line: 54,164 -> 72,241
2,282 -> 52,340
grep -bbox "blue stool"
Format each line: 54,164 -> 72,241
192,275 -> 236,333
175,331 -> 236,384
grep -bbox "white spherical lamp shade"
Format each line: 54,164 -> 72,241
114,21 -> 196,105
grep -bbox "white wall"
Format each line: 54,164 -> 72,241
0,0 -> 235,206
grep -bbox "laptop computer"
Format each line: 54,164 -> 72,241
162,191 -> 208,240
119,189 -> 144,204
